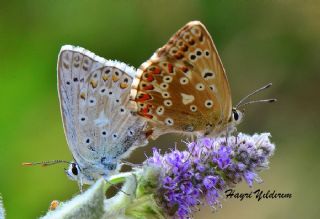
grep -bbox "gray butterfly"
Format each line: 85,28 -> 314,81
57,45 -> 148,186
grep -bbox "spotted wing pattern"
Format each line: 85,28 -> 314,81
58,45 -> 148,180
130,21 -> 232,137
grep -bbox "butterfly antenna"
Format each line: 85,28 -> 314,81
236,83 -> 273,108
22,160 -> 70,167
237,99 -> 277,108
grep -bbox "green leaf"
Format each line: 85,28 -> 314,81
125,195 -> 165,219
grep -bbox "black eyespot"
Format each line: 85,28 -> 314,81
190,54 -> 196,60
101,88 -> 105,93
66,81 -> 70,85
120,108 -> 125,112
196,50 -> 202,56
81,117 -> 85,121
233,111 -> 239,121
204,72 -> 214,79
109,91 -> 113,95
116,99 -> 120,103
205,51 -> 210,56
102,131 -> 107,136
86,138 -> 90,143
71,163 -> 78,175
73,78 -> 78,82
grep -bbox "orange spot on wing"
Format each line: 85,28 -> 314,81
153,67 -> 161,74
143,84 -> 154,90
138,111 -> 153,119
139,104 -> 154,119
120,83 -> 128,89
146,74 -> 154,82
136,93 -> 152,102
112,75 -> 119,82
80,93 -> 86,100
168,63 -> 173,73
90,80 -> 97,88
174,52 -> 184,60
102,74 -> 109,81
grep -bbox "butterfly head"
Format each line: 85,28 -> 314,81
230,107 -> 244,126
65,162 -> 81,181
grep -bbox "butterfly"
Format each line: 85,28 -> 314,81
24,45 -> 149,188
130,21 -> 275,139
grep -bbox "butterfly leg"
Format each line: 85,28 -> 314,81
77,177 -> 83,193
234,128 -> 239,145
225,127 -> 229,145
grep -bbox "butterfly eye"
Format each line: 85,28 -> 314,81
233,111 -> 239,121
71,163 -> 78,176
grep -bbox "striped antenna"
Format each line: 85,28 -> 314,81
236,83 -> 276,108
22,160 -> 70,167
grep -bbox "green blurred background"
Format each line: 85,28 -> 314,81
0,0 -> 319,218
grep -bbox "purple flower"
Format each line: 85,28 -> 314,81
145,133 -> 275,218
203,176 -> 218,190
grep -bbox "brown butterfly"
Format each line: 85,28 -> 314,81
130,21 -> 275,139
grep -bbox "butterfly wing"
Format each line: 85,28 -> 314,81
130,21 -> 232,137
58,45 -> 148,180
